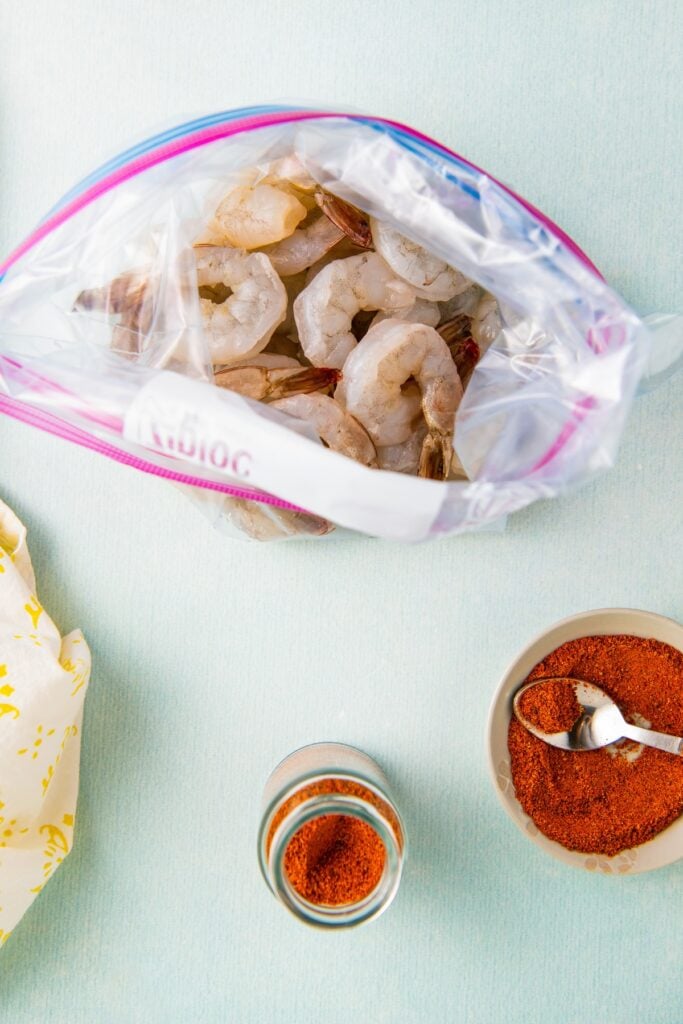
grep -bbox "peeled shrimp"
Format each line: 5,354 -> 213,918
336,319 -> 463,480
303,236 -> 370,286
370,217 -> 471,301
376,420 -> 428,475
215,360 -> 340,402
293,252 -> 415,368
270,394 -> 378,468
210,183 -> 308,250
195,246 -> 287,363
259,154 -> 318,196
370,297 -> 440,330
260,214 -> 345,277
471,291 -> 502,350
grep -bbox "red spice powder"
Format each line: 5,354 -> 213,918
284,814 -> 386,906
518,678 -> 582,734
266,778 -> 402,855
508,634 -> 683,856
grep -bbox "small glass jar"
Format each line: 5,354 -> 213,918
258,742 -> 405,928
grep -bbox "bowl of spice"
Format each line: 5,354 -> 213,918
487,608 -> 683,873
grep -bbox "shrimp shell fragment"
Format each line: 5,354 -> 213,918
370,217 -> 471,301
195,247 -> 287,363
337,319 -> 463,480
293,251 -> 415,368
270,394 -> 378,468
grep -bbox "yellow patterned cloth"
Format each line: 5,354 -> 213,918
0,499 -> 90,946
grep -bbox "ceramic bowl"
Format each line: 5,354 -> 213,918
487,608 -> 683,874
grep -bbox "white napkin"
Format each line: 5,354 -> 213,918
0,499 -> 90,946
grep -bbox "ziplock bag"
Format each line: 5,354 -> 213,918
0,105 -> 671,541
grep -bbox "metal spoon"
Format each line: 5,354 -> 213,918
513,677 -> 683,754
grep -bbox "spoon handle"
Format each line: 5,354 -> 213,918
621,723 -> 683,756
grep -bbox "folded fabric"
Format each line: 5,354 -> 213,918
0,499 -> 90,946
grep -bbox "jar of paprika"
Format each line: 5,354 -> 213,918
258,743 -> 405,928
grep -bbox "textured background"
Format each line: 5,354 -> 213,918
1,2 -> 682,1022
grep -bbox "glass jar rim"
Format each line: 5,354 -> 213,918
260,785 -> 404,928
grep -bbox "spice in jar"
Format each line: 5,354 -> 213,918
283,814 -> 386,905
508,634 -> 683,856
258,743 -> 405,927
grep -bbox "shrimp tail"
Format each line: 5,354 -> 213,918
270,367 -> 341,400
419,433 -> 453,480
74,273 -> 148,314
275,508 -> 335,536
314,190 -> 372,248
449,336 -> 480,389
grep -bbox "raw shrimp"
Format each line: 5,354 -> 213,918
210,182 -> 308,250
437,314 -> 472,346
75,271 -> 155,358
471,291 -> 502,350
337,319 -> 463,480
214,358 -> 340,402
370,297 -> 440,330
437,316 -> 481,387
260,214 -> 345,277
260,154 -> 318,196
270,394 -> 378,468
370,217 -> 471,301
437,283 -> 482,323
234,353 -> 302,368
75,271 -> 149,316
303,236 -> 369,286
293,252 -> 415,367
376,419 -> 428,474
448,334 -> 480,389
195,246 -> 287,363
265,332 -> 305,362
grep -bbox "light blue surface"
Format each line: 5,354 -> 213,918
1,2 -> 682,1022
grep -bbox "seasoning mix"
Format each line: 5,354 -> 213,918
517,677 -> 582,735
283,815 -> 386,906
508,634 -> 683,856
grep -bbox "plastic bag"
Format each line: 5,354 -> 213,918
0,105 -> 668,541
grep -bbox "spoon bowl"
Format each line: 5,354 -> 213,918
513,677 -> 683,755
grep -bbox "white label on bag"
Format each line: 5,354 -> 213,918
123,371 -> 446,541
